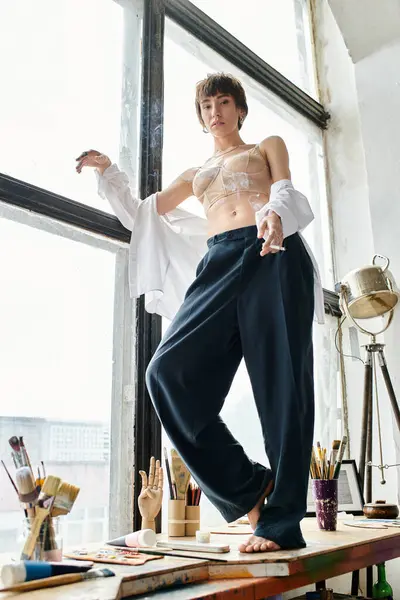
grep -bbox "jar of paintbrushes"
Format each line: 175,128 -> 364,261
2,435 -> 80,561
164,448 -> 201,537
22,516 -> 63,561
310,436 -> 347,531
20,477 -> 80,561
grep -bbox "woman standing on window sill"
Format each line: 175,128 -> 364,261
76,73 -> 323,553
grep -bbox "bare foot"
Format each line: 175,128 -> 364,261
238,534 -> 281,553
247,479 -> 274,531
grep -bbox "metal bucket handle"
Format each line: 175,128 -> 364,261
372,254 -> 395,294
372,254 -> 390,273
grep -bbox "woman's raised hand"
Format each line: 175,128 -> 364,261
75,150 -> 112,175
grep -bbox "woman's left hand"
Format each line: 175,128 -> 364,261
75,149 -> 111,175
257,211 -> 284,256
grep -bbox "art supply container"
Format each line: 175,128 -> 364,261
185,505 -> 200,537
311,479 -> 338,531
21,517 -> 63,561
168,499 -> 186,537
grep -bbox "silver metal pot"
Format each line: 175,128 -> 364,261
338,255 -> 399,319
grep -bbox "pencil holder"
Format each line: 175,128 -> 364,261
185,505 -> 200,537
312,479 -> 338,531
168,499 -> 186,537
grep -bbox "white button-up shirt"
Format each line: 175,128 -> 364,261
96,164 -> 324,324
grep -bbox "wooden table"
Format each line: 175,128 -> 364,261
1,519 -> 400,599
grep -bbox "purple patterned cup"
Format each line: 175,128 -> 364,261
311,479 -> 338,531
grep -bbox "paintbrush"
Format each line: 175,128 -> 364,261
51,481 -> 80,517
36,466 -> 44,493
1,460 -> 19,496
319,447 -> 325,479
0,568 -> 115,593
1,461 -> 34,518
46,482 -> 80,553
163,447 -> 175,500
15,467 -> 39,504
11,452 -> 18,469
313,445 -> 321,478
136,546 -> 229,562
19,436 -> 33,476
329,439 -> 341,479
316,442 -> 323,477
333,435 -> 348,479
8,436 -> 25,468
315,450 -> 321,478
170,449 -> 191,500
20,475 -> 61,560
310,453 -> 317,479
312,447 -> 321,478
15,466 -> 38,519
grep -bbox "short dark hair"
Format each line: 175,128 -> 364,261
195,73 -> 248,130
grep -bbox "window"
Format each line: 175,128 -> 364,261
190,0 -> 318,98
0,210 -> 120,552
0,0 -> 124,211
0,0 -> 142,549
162,18 -> 335,527
164,19 -> 333,288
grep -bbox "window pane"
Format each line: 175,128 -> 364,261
163,19 -> 332,288
0,213 -> 119,553
161,21 -> 333,528
0,0 -> 124,211
190,0 -> 317,97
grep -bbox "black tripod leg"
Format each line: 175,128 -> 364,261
366,366 -> 373,504
360,350 -> 373,494
379,349 -> 400,432
351,568 -> 360,596
352,349 -> 373,597
366,355 -> 374,598
367,567 -> 373,597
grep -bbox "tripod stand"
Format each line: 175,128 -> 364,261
337,256 -> 400,597
359,337 -> 400,500
351,336 -> 400,597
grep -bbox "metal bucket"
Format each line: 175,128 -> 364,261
338,255 -> 399,319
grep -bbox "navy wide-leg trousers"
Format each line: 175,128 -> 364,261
146,225 -> 315,549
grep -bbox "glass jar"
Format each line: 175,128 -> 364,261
21,516 -> 63,561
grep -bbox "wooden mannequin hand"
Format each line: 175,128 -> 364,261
138,456 -> 164,531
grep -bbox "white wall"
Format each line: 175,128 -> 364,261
307,0 -> 400,594
328,0 -> 400,63
354,46 -> 400,597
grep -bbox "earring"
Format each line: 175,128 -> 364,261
202,127 -> 209,134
